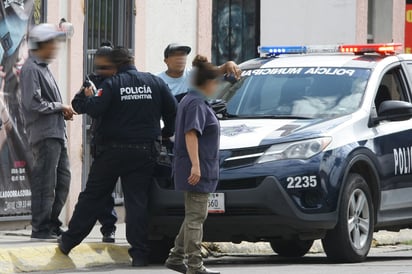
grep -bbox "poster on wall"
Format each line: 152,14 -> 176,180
0,0 -> 42,218
406,0 -> 412,54
212,0 -> 260,65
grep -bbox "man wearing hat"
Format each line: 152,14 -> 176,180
158,43 -> 241,101
20,23 -> 75,240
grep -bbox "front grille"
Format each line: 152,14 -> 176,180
221,146 -> 269,169
216,177 -> 264,190
222,207 -> 273,216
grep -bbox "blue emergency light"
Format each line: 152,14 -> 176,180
258,46 -> 307,56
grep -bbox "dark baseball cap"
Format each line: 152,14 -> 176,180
164,43 -> 191,58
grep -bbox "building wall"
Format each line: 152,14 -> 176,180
392,0 -> 406,44
135,0 -> 198,74
260,0 -> 405,46
260,0 -> 358,45
371,0 -> 394,42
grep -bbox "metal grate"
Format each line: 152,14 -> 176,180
83,0 -> 135,204
212,0 -> 260,64
216,177 -> 264,190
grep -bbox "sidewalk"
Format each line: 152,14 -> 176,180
0,224 -> 130,274
1,223 -> 412,273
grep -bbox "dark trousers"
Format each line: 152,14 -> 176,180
62,143 -> 157,259
98,193 -> 117,234
31,138 -> 71,234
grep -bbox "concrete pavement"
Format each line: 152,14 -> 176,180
38,246 -> 412,274
0,225 -> 131,273
1,223 -> 412,273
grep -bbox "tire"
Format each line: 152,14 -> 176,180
270,239 -> 314,257
322,173 -> 374,263
149,238 -> 174,264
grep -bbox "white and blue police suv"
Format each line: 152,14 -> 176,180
150,43 -> 412,263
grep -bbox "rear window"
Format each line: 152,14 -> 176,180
217,67 -> 371,119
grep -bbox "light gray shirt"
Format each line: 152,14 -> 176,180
20,54 -> 66,145
158,68 -> 192,96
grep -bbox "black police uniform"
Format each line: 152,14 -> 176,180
72,73 -> 118,239
61,65 -> 177,262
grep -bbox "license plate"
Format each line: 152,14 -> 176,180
208,193 -> 225,213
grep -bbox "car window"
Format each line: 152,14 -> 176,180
407,63 -> 412,76
375,66 -> 410,111
218,67 -> 371,119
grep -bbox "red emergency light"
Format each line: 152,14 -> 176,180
339,43 -> 403,55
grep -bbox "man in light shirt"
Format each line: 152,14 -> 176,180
158,43 -> 241,101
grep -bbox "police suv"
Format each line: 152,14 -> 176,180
150,43 -> 412,263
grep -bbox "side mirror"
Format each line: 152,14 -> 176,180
209,99 -> 228,119
372,100 -> 412,125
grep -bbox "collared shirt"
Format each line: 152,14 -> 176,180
158,68 -> 192,96
173,90 -> 220,193
80,65 -> 177,144
20,54 -> 65,145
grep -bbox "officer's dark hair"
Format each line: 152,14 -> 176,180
192,55 -> 220,87
95,41 -> 114,57
110,46 -> 134,68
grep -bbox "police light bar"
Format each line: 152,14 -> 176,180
258,46 -> 307,56
339,43 -> 402,54
259,43 -> 403,57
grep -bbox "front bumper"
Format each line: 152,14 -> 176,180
149,176 -> 337,242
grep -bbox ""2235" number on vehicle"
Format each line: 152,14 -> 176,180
286,176 -> 318,189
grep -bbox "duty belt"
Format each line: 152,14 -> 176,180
104,143 -> 152,150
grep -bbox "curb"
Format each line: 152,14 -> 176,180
0,243 -> 130,273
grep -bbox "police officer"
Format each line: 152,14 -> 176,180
59,47 -> 177,267
72,41 -> 118,243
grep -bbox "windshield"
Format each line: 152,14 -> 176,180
217,67 -> 371,119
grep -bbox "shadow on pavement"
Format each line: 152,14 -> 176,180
206,253 -> 412,266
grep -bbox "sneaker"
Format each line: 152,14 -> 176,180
31,232 -> 58,242
57,236 -> 72,255
194,267 -> 220,274
102,231 -> 115,243
51,227 -> 64,237
165,262 -> 188,273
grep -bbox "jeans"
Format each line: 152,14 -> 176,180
30,138 -> 71,234
61,143 -> 157,259
167,192 -> 209,272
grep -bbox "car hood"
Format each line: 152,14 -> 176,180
219,117 -> 350,150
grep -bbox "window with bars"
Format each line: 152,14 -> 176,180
83,0 -> 135,202
212,0 -> 260,65
85,0 -> 135,73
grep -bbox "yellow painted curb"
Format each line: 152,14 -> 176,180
0,243 -> 130,273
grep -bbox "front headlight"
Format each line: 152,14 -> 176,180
257,137 -> 332,163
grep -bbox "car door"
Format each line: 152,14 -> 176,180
372,63 -> 412,223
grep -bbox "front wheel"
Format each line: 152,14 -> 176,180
270,239 -> 314,257
322,173 -> 374,263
